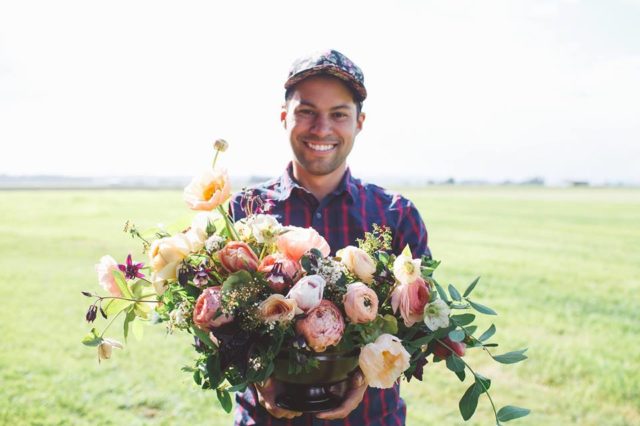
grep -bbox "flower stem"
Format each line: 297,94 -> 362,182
217,205 -> 240,240
212,150 -> 220,170
99,308 -> 126,338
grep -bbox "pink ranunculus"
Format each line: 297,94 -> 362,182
276,226 -> 330,262
286,275 -> 326,313
258,254 -> 302,293
343,282 -> 379,324
218,241 -> 259,273
95,255 -> 122,297
192,286 -> 233,330
183,168 -> 231,211
431,336 -> 466,359
295,300 -> 345,352
391,277 -> 430,327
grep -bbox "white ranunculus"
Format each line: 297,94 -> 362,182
286,275 -> 326,313
337,246 -> 376,284
393,254 -> 422,286
250,214 -> 282,244
423,299 -> 451,330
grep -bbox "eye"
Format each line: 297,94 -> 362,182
297,108 -> 316,117
332,112 -> 348,119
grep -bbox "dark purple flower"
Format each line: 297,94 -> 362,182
85,305 -> 98,323
193,263 -> 211,288
118,254 -> 145,280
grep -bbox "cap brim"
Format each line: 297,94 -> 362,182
285,65 -> 367,101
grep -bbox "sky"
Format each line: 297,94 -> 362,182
1,0 -> 639,184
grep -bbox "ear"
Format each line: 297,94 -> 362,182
280,104 -> 288,129
355,112 -> 366,134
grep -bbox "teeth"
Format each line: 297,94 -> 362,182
307,143 -> 335,152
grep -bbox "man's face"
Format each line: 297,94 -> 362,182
281,76 -> 365,177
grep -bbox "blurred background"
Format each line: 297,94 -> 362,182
1,1 -> 638,425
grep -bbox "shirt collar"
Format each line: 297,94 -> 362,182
278,162 -> 357,202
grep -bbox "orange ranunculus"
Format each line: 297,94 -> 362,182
218,241 -> 259,273
183,168 -> 231,211
276,226 -> 330,262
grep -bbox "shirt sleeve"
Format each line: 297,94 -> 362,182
229,191 -> 247,222
393,199 -> 431,258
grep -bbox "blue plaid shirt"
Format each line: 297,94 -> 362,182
230,163 -> 430,426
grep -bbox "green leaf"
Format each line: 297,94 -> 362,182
104,298 -> 134,317
193,327 -> 217,349
401,245 -> 412,257
448,284 -> 462,301
131,319 -> 144,341
206,355 -> 224,388
434,282 -> 450,303
123,307 -> 135,342
81,328 -> 103,347
380,314 -> 398,335
448,329 -> 466,342
222,270 -> 252,293
467,299 -> 497,315
493,349 -> 528,364
193,370 -> 202,386
474,373 -> 491,394
216,389 -> 233,413
454,369 -> 466,382
463,276 -> 480,297
458,382 -> 480,421
464,325 -> 477,336
451,313 -> 475,326
112,270 -> 134,298
446,354 -> 465,372
497,405 -> 531,422
478,324 -> 496,342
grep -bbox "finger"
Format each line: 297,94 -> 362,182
315,385 -> 367,420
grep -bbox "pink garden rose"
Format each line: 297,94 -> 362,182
276,226 -> 330,262
95,255 -> 122,297
343,282 -> 379,324
286,275 -> 326,313
258,254 -> 301,293
218,241 -> 259,273
183,168 -> 231,211
295,300 -> 345,352
391,277 -> 430,327
192,286 -> 233,330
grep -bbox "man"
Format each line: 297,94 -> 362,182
230,49 -> 430,425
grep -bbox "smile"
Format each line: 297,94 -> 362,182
304,142 -> 337,152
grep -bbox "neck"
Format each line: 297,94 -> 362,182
292,162 -> 347,201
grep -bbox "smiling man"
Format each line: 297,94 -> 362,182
231,49 -> 430,426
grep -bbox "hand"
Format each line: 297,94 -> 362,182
254,378 -> 303,420
315,370 -> 368,420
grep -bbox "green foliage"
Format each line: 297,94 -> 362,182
81,328 -> 103,347
497,405 -> 531,422
493,349 -> 529,364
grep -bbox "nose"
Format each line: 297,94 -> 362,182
310,114 -> 332,138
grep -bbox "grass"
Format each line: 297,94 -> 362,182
0,187 -> 638,425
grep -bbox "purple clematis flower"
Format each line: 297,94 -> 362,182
118,254 -> 145,280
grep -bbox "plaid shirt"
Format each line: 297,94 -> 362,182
230,163 -> 430,426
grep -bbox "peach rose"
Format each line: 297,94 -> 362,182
359,334 -> 410,388
391,277 -> 430,327
295,300 -> 345,352
343,282 -> 379,324
258,294 -> 297,324
192,286 -> 233,330
337,246 -> 376,284
149,233 -> 194,294
287,275 -> 326,313
183,168 -> 231,211
276,226 -> 330,262
95,255 -> 122,297
218,241 -> 259,273
258,254 -> 301,293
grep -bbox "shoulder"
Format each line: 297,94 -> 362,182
358,179 -> 420,214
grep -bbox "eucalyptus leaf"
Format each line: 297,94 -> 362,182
463,276 -> 480,297
216,389 -> 233,413
446,354 -> 465,372
464,325 -> 477,336
434,282 -> 450,303
448,329 -> 466,342
497,405 -> 531,422
459,382 -> 480,421
448,284 -> 462,301
455,369 -> 466,382
467,299 -> 497,315
493,349 -> 528,364
451,313 -> 475,326
474,373 -> 491,394
478,324 -> 497,342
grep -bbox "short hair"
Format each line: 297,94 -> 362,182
284,76 -> 363,116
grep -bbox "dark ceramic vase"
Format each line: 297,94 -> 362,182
272,348 -> 361,413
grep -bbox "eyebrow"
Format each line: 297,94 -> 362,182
298,100 -> 352,111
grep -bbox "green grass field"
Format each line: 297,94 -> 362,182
1,187 -> 638,425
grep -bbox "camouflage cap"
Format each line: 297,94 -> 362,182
285,49 -> 367,101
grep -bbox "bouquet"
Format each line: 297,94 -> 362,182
82,141 -> 530,424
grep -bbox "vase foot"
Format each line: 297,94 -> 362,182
275,381 -> 348,413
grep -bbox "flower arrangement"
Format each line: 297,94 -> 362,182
81,141 -> 530,424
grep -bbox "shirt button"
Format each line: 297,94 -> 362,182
316,212 -> 322,219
